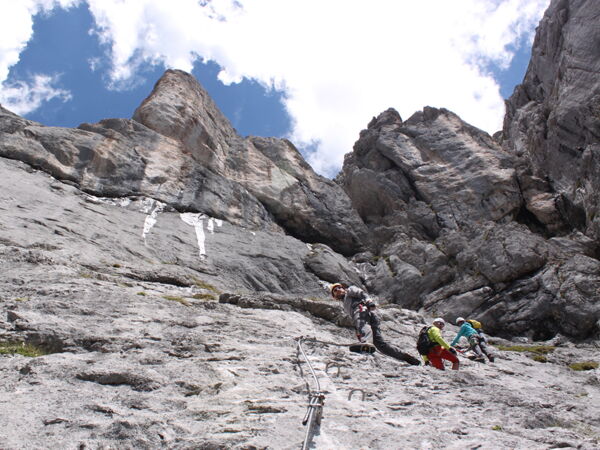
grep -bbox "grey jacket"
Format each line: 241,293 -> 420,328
342,286 -> 376,317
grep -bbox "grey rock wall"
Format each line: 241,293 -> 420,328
132,70 -> 369,255
0,70 -> 368,256
339,107 -> 599,339
333,0 -> 600,340
2,0 -> 599,344
0,108 -> 279,230
339,106 -> 520,240
0,157 -> 598,447
1,1 -> 600,447
503,0 -> 600,237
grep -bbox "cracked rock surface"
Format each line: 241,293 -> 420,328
0,158 -> 599,448
1,1 -> 600,447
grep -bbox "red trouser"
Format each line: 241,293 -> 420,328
427,346 -> 459,370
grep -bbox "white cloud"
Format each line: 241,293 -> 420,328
81,0 -> 549,175
0,0 -> 78,114
3,0 -> 550,175
0,1 -> 35,83
0,74 -> 72,115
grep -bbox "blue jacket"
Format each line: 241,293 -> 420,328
451,322 -> 479,346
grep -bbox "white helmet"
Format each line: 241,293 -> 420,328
433,318 -> 445,326
456,317 -> 465,325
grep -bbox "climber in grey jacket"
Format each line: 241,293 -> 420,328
330,283 -> 421,366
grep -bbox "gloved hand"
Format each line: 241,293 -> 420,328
449,347 -> 457,355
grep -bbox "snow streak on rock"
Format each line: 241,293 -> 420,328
141,199 -> 165,243
180,212 -> 222,259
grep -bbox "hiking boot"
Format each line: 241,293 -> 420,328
488,356 -> 495,363
349,343 -> 376,354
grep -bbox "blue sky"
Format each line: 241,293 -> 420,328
6,4 -> 291,137
0,0 -> 549,176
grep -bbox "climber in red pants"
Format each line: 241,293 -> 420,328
422,318 -> 459,370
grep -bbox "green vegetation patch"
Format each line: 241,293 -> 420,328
568,361 -> 599,371
383,256 -> 396,276
137,291 -> 147,296
163,295 -> 191,306
191,293 -> 216,301
496,345 -> 555,363
496,345 -> 555,355
492,425 -> 503,431
0,341 -> 49,357
192,278 -> 221,294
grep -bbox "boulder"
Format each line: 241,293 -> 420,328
302,243 -> 364,288
339,106 -> 521,237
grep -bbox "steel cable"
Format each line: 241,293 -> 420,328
296,337 -> 326,450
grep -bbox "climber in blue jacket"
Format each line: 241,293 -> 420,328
451,317 -> 494,362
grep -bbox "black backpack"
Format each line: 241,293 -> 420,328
416,326 -> 434,355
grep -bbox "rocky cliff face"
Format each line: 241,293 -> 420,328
0,155 -> 598,448
338,103 -> 599,339
0,70 -> 368,256
503,0 -> 600,239
0,0 -> 599,448
131,69 -> 369,256
337,0 -> 600,341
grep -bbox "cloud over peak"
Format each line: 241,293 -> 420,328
1,0 -> 550,175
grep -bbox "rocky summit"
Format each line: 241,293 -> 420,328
0,0 -> 599,448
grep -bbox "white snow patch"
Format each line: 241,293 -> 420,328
180,212 -> 222,259
141,199 -> 165,243
83,194 -> 133,208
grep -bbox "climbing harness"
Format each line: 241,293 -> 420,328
296,337 -> 326,450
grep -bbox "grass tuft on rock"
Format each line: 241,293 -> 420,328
0,341 -> 49,357
496,344 -> 555,355
568,361 -> 599,371
163,295 -> 191,306
192,277 -> 221,294
191,293 -> 216,301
